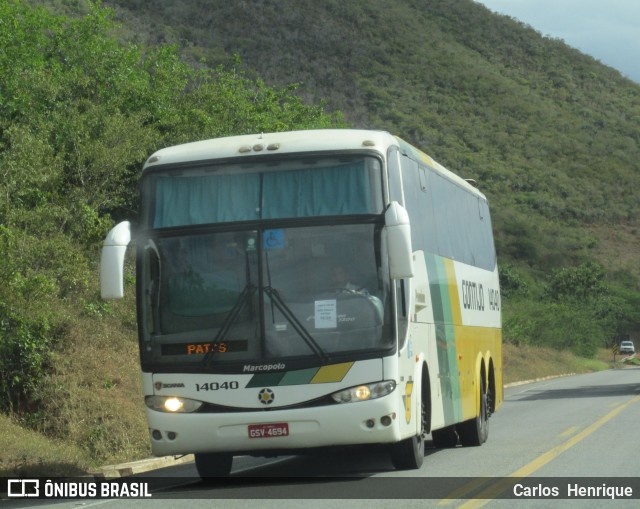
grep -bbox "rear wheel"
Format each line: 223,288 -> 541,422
458,378 -> 489,446
194,452 -> 233,478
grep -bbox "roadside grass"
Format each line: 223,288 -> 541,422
39,307 -> 150,466
503,343 -> 611,384
0,342 -> 624,477
0,412 -> 91,477
0,287 -> 151,477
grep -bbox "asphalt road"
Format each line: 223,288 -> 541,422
5,367 -> 640,508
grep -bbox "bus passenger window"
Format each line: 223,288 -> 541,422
396,279 -> 409,349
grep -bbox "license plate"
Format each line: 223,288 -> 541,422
248,422 -> 289,439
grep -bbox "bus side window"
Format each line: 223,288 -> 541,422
396,279 -> 409,350
399,154 -> 424,250
418,166 -> 428,192
386,146 -> 404,205
142,243 -> 161,335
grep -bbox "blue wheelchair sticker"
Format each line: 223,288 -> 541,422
263,229 -> 285,250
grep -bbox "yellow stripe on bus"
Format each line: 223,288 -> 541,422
310,362 -> 354,383
455,325 -> 503,420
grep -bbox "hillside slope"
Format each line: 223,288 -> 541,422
90,0 -> 640,275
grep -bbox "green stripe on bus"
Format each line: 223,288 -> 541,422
245,372 -> 286,388
443,258 -> 463,423
279,368 -> 319,386
427,254 -> 463,425
426,253 -> 445,323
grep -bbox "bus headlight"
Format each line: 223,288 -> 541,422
145,396 -> 203,413
330,380 -> 396,403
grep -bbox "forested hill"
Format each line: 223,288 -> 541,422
97,0 -> 640,347
92,0 -> 640,272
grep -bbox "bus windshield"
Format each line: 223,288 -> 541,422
139,223 -> 393,369
138,154 -> 391,369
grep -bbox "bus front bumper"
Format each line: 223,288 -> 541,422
147,396 -> 403,457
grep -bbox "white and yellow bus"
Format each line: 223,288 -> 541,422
101,129 -> 502,477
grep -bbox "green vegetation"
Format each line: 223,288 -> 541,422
503,262 -> 640,357
0,0 -> 342,468
89,0 -> 640,344
502,344 -> 612,386
1,0 -> 639,473
0,412 -> 91,477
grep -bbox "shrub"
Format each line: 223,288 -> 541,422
503,298 -> 603,357
0,303 -> 59,413
547,262 -> 607,301
499,263 -> 529,297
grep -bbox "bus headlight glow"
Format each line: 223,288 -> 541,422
164,397 -> 183,412
330,381 -> 396,403
145,396 -> 203,413
355,386 -> 371,400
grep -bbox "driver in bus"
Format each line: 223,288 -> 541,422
331,265 -> 368,294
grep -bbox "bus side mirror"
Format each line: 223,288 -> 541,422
101,221 -> 132,299
385,202 -> 414,279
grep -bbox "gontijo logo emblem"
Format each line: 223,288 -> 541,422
258,388 -> 275,405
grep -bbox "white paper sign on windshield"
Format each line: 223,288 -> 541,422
315,299 -> 337,329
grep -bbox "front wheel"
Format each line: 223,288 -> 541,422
390,399 -> 425,470
194,452 -> 233,478
391,433 -> 424,470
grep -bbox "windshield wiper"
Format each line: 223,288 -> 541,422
264,286 -> 330,364
202,283 -> 256,366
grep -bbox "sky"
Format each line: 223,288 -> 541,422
473,0 -> 640,83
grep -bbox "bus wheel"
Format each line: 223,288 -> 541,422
195,452 -> 233,478
391,433 -> 425,470
458,379 -> 489,447
391,400 -> 425,470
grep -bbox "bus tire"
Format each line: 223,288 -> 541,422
195,452 -> 233,478
431,425 -> 458,448
458,378 -> 489,447
391,433 -> 425,470
390,399 -> 425,470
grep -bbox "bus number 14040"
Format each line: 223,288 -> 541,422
196,381 -> 239,391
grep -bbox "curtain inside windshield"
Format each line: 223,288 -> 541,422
154,174 -> 260,226
150,159 -> 380,228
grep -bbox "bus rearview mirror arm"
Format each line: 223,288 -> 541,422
101,221 -> 132,299
384,202 -> 414,279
